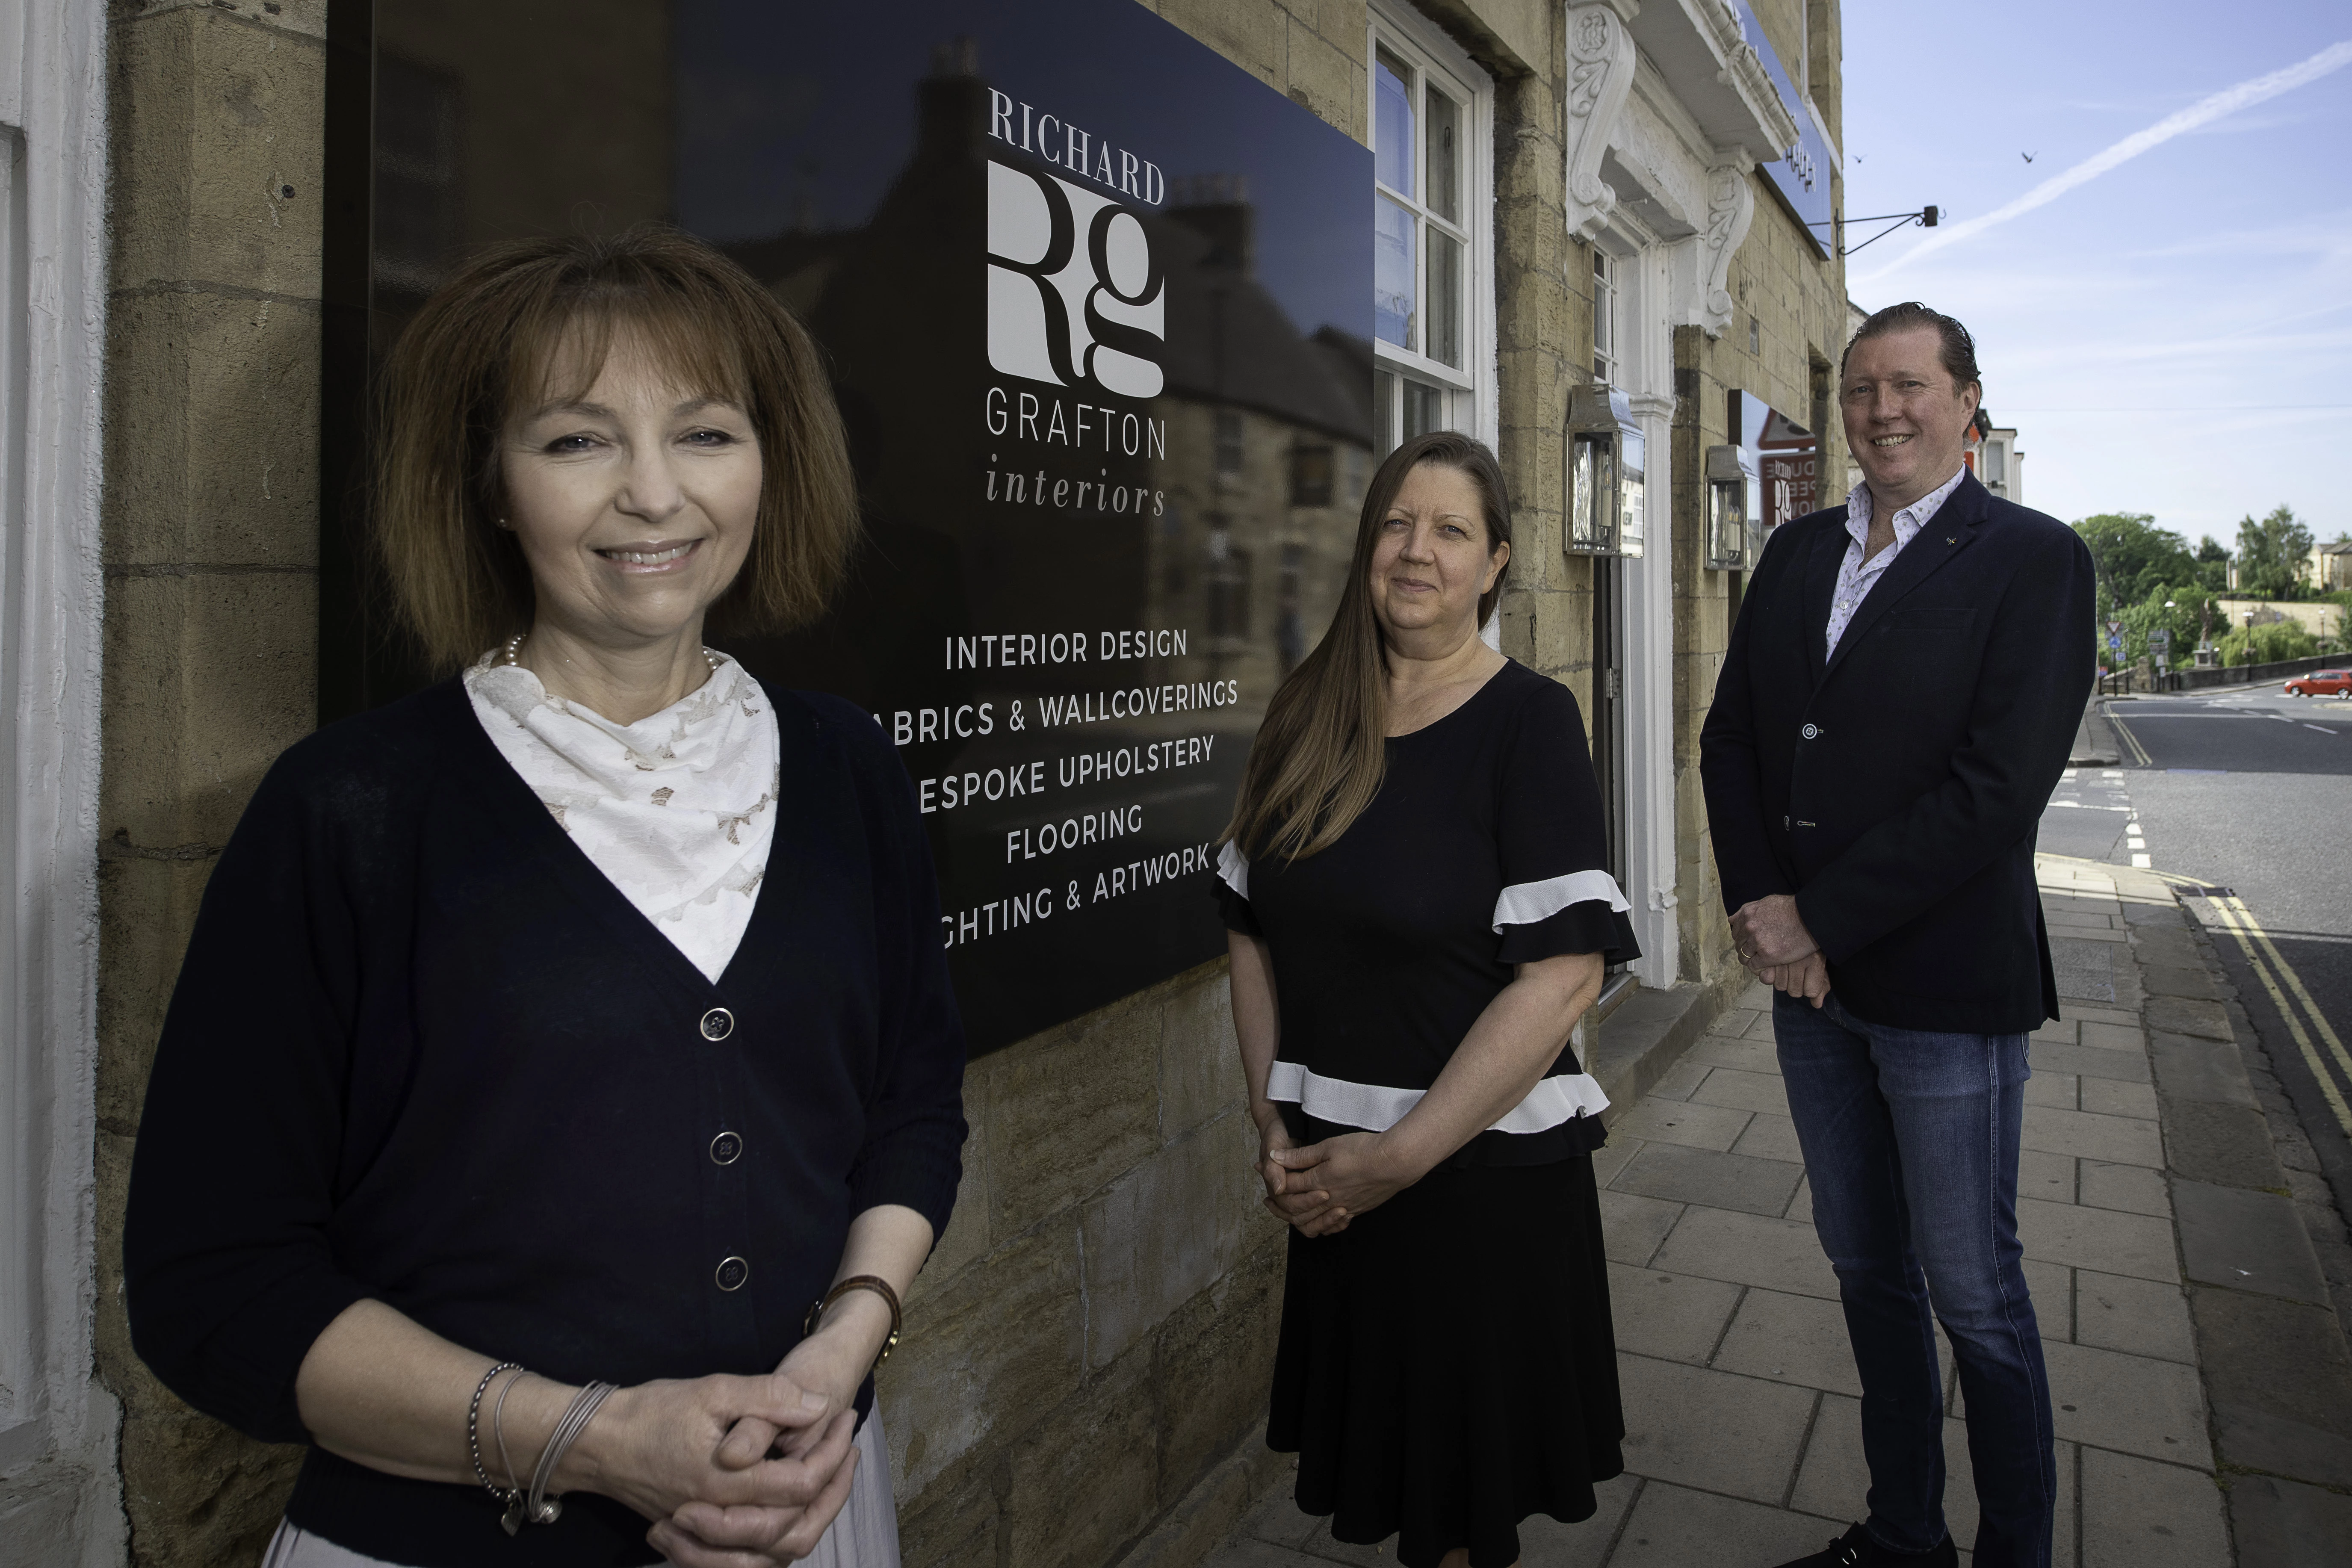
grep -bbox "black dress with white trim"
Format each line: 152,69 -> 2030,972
1216,659 -> 1637,1568
1217,658 -> 1638,1164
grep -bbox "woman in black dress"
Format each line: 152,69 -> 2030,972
1216,431 -> 1637,1568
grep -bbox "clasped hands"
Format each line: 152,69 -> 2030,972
1253,1111 -> 1421,1238
577,1304 -> 885,1566
1729,893 -> 1831,1008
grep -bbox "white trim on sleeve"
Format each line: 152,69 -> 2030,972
1217,841 -> 1250,900
1264,1060 -> 1609,1136
1490,869 -> 1629,932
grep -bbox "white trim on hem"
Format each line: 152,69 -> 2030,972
1491,869 -> 1629,932
1265,1060 -> 1609,1136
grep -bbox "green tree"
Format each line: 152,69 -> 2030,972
2073,514 -> 2200,617
2195,536 -> 2230,594
2234,504 -> 2315,599
2216,619 -> 2317,667
2116,585 -> 2216,667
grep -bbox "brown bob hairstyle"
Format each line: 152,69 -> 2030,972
372,224 -> 857,671
1223,431 -> 1513,864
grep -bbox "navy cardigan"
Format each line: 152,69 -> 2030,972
123,677 -> 968,1566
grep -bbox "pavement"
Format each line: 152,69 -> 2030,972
1195,858 -> 2352,1568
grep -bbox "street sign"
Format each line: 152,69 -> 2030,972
2108,635 -> 2124,651
2148,629 -> 2172,649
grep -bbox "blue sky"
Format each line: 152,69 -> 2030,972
1840,1 -> 2351,549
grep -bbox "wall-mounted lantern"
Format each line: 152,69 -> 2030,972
1567,384 -> 1645,559
1704,443 -> 1759,572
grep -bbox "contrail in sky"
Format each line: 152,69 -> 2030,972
1854,38 -> 2352,288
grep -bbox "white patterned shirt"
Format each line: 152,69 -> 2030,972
1825,466 -> 1968,657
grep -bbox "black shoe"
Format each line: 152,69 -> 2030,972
1771,1522 -> 1959,1568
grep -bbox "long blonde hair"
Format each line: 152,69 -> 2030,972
1223,432 -> 1513,862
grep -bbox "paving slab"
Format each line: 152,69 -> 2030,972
2017,1149 -> 2076,1207
2076,1077 -> 2157,1120
1609,1142 -> 1802,1217
2171,1179 -> 2330,1304
2021,1105 -> 2164,1167
1589,1135 -> 1638,1189
1683,1034 -> 1781,1075
1596,1189 -> 1684,1269
2024,1072 -> 2079,1109
2077,1020 -> 2148,1053
2042,1339 -> 2211,1468
2077,1447 -> 2231,1568
1601,1481 -> 1844,1568
2073,1270 -> 2196,1364
2077,1160 -> 2168,1218
1730,1110 -> 1806,1164
2145,1032 -> 2257,1107
2027,1040 -> 2151,1083
2018,1196 -> 2181,1283
1606,1263 -> 1742,1366
2222,1474 -> 2352,1568
1711,1287 -> 1865,1395
1614,1355 -> 1819,1503
1640,1056 -> 1710,1103
1647,1206 -> 1841,1300
1607,1096 -> 1753,1153
1687,1067 -> 1792,1117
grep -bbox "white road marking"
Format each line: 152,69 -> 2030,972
2305,724 -> 2337,734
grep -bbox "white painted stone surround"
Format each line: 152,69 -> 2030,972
0,0 -> 123,1558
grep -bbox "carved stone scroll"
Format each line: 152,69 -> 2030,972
1696,158 -> 1755,338
1564,4 -> 1638,243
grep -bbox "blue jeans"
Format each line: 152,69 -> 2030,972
1774,992 -> 2055,1568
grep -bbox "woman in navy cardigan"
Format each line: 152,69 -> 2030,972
123,228 -> 967,1568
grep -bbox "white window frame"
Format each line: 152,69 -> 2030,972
1367,2 -> 1496,455
1590,248 -> 1619,387
0,0 -> 114,1533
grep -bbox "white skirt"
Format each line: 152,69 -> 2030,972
262,1408 -> 899,1568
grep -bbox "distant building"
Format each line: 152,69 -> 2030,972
1968,408 -> 2024,505
2312,539 -> 2352,591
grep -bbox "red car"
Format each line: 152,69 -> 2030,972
2284,670 -> 2352,697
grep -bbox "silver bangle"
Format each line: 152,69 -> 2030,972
515,1380 -> 617,1533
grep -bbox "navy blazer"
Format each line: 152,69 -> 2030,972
1699,472 -> 2096,1033
124,677 -> 967,1566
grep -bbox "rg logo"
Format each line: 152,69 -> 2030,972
986,157 -> 1165,399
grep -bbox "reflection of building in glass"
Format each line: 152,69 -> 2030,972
367,0 -> 675,331
1151,177 -> 1373,715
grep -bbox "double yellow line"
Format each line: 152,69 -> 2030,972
2196,890 -> 2352,1142
2101,703 -> 2154,768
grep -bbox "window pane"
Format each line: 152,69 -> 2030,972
1375,50 -> 1414,195
1426,227 -> 1462,369
1374,369 -> 1397,458
1404,379 -> 1445,442
1374,193 -> 1415,350
1424,87 -> 1460,223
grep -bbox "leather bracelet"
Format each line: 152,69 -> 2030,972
804,1274 -> 904,1370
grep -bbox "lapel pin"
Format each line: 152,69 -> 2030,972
1946,536 -> 1956,544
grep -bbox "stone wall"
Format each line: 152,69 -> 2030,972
95,1 -> 329,1562
1665,0 -> 1850,988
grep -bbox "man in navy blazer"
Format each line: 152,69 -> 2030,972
1702,302 -> 2094,1568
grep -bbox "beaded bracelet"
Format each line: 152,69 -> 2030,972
466,1361 -> 525,1515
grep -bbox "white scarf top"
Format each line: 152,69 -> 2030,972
463,651 -> 780,983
